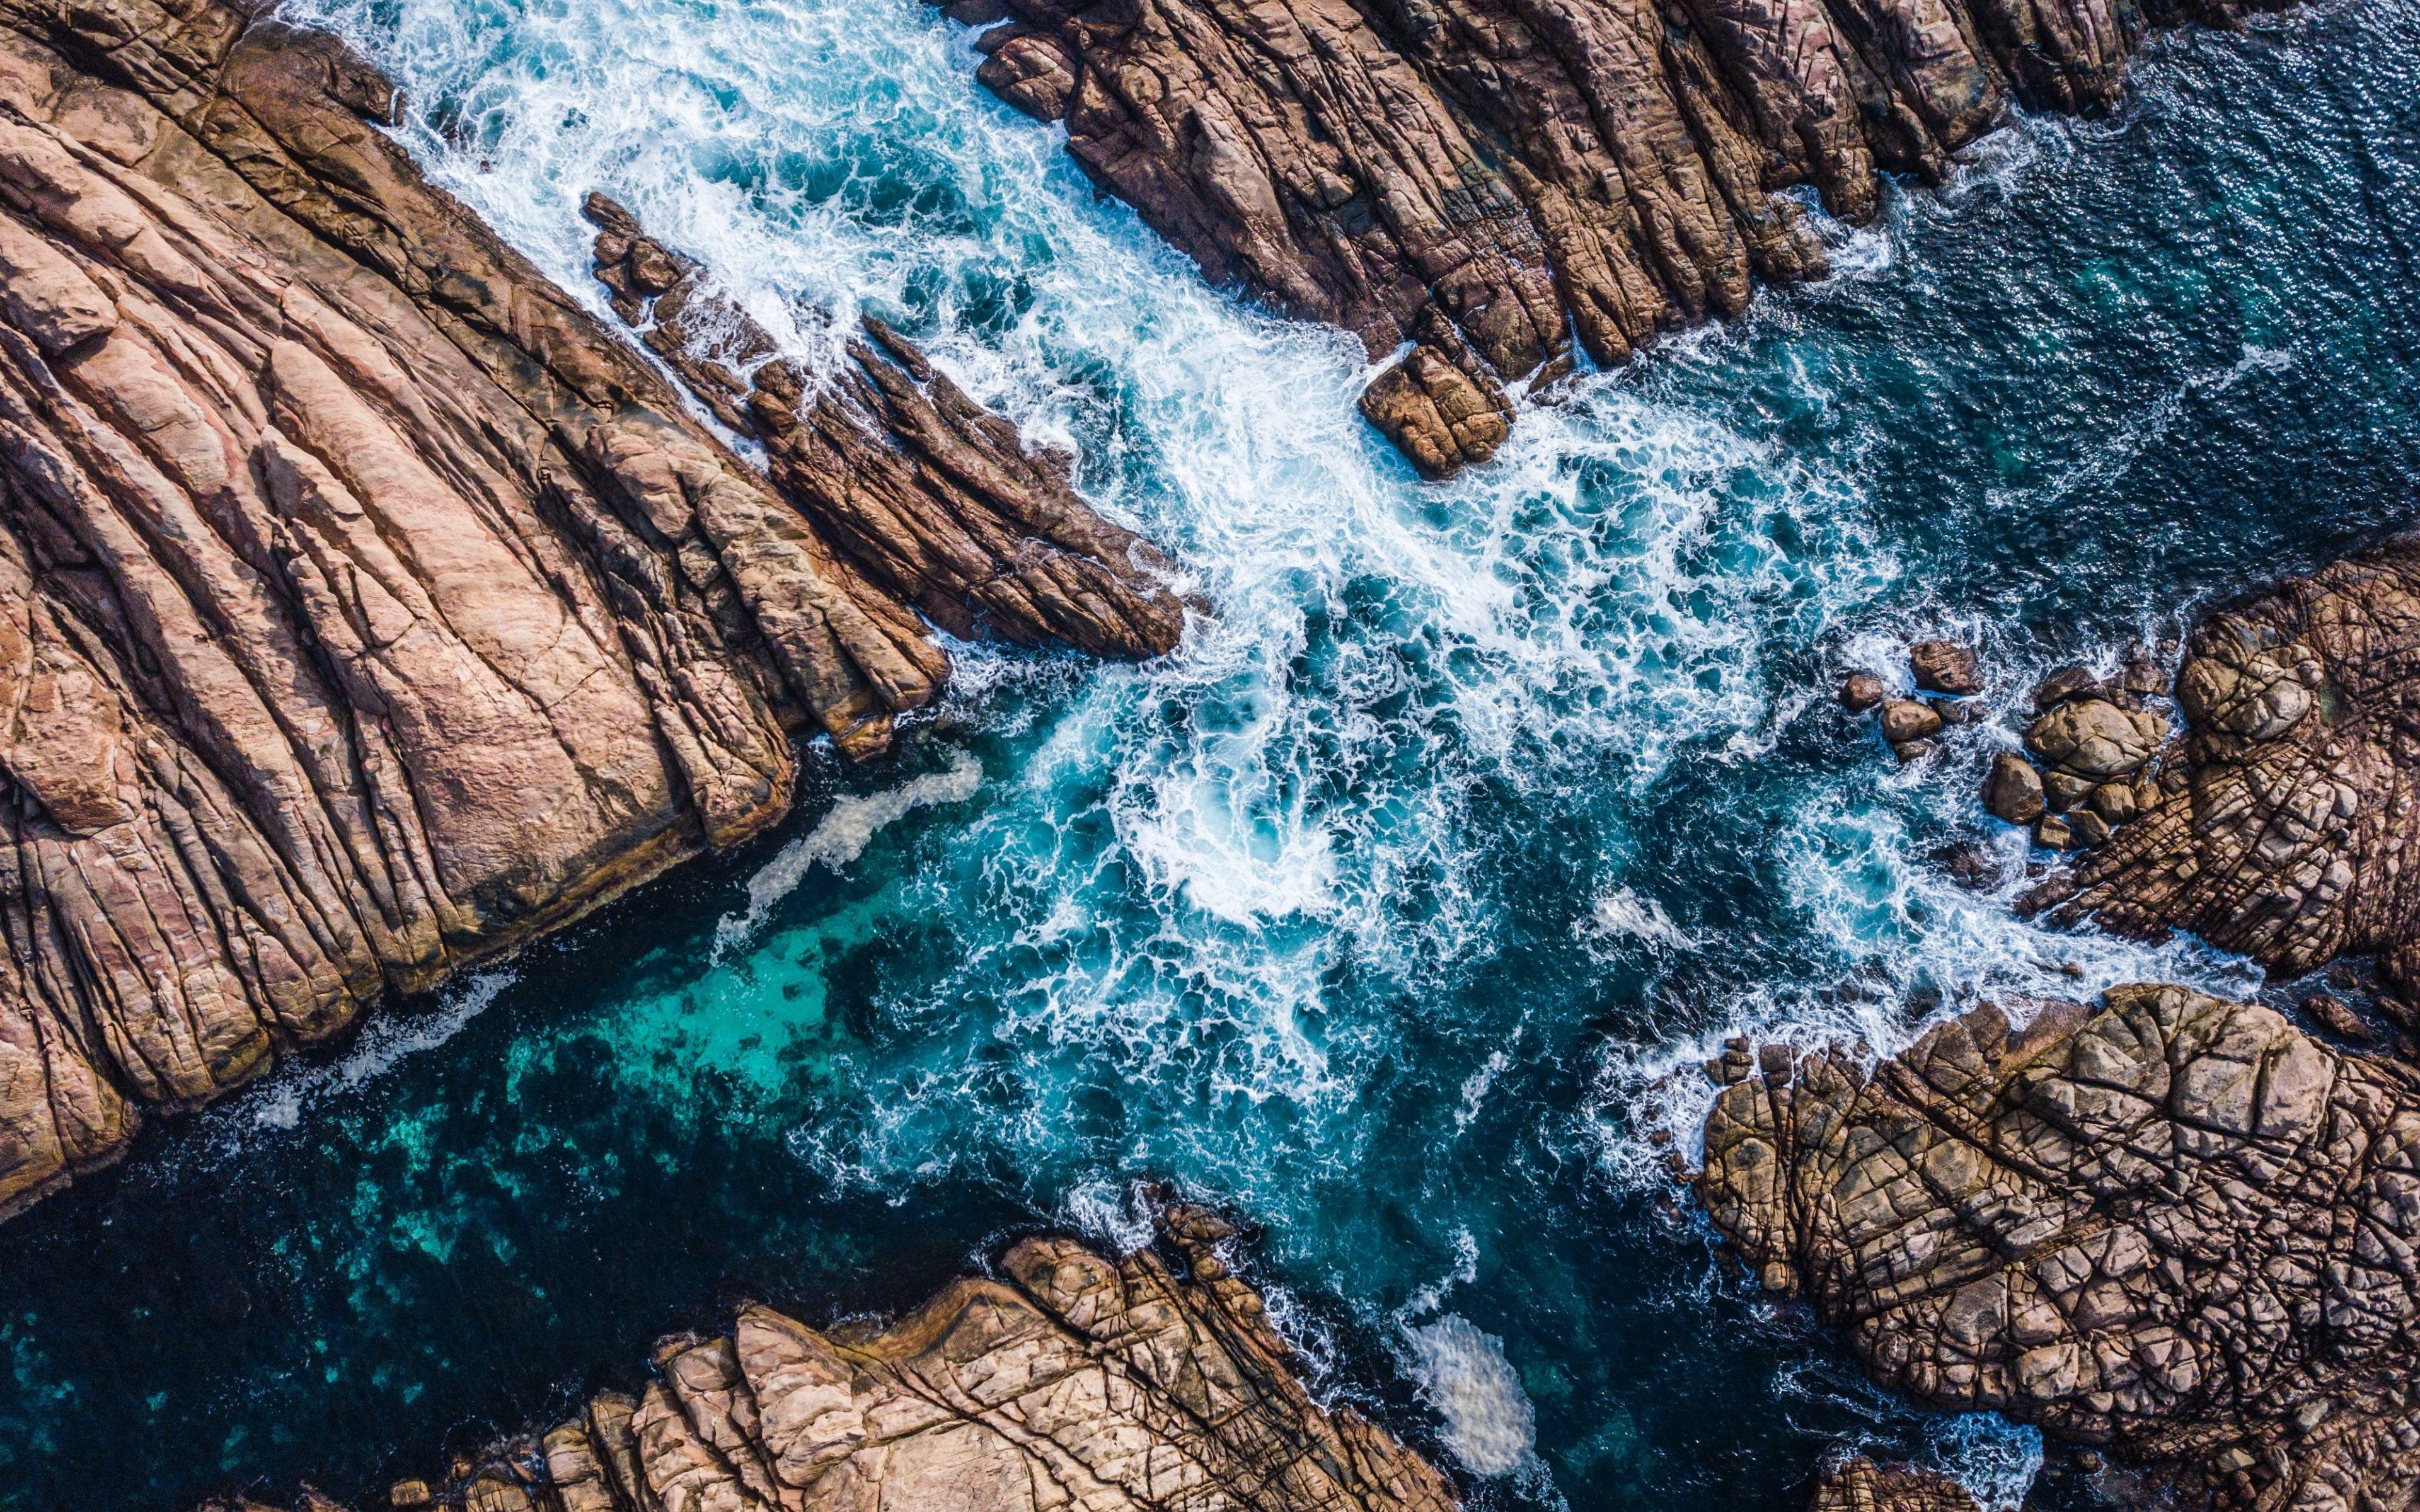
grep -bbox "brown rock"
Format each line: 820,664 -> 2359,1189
2022,699 -> 2164,782
1908,640 -> 1981,696
1893,739 -> 1937,765
1880,699 -> 1945,745
2028,539 -> 2420,977
248,1206 -> 1459,1512
925,0 -> 2278,469
2031,664 -> 2102,713
0,4 -> 1177,1226
1700,985 -> 2420,1511
2035,814 -> 2074,850
2085,781 -> 2137,826
2300,992 -> 2372,1043
1841,673 -> 1887,712
1359,316 -> 1513,480
1808,1458 -> 1979,1512
1981,752 -> 2044,825
385,1485 -> 429,1510
584,196 -> 1191,660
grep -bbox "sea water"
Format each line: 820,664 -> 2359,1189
1,0 -> 2414,1507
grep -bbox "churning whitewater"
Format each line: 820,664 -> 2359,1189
0,0 -> 2415,1508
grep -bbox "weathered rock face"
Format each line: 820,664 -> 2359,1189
1807,1458 -> 1980,1512
0,3 -> 1182,1223
930,0 -> 2275,473
2024,539 -> 2420,980
1700,983 -> 2420,1511
584,195 -> 1189,660
207,1206 -> 1461,1512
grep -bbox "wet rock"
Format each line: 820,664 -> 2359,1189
1841,673 -> 1888,712
1881,700 -> 1946,745
1935,699 -> 1981,726
1893,740 -> 1938,765
1935,844 -> 2005,893
2121,643 -> 2172,697
924,0 -> 2283,470
2029,539 -> 2420,977
385,1485 -> 429,1509
1700,985 -> 2420,1511
230,1206 -> 1458,1512
1982,752 -> 2046,825
1908,641 -> 1981,696
1359,313 -> 1513,479
2042,770 -> 2097,811
0,2 -> 1176,1227
2022,699 -> 2166,782
2036,815 -> 2075,850
2031,664 -> 2102,713
1808,1458 -> 1979,1512
2068,808 -> 2111,847
2300,992 -> 2372,1043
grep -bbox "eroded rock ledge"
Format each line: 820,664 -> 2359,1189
1699,983 -> 2420,1511
204,1206 -> 1460,1512
0,1 -> 1184,1222
928,0 -> 2280,474
2021,536 -> 2420,983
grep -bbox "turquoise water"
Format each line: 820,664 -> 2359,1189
1,0 -> 2416,1507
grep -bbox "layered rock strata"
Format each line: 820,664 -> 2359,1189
0,3 -> 1180,1222
2022,539 -> 2420,982
204,1205 -> 1461,1512
1700,983 -> 2420,1511
930,0 -> 2275,473
583,195 -> 1188,658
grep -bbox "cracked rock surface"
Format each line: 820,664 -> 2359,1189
1700,983 -> 2420,1511
0,1 -> 1181,1225
208,1205 -> 1460,1512
928,0 -> 2278,472
1807,1458 -> 1979,1512
2023,538 -> 2420,980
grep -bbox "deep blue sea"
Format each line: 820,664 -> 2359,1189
1,1 -> 2415,1508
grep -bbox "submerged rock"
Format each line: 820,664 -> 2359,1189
213,1205 -> 1460,1512
2027,537 -> 2420,978
1699,984 -> 2420,1511
923,0 -> 2288,470
0,3 -> 1178,1224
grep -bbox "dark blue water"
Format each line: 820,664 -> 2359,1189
1,0 -> 2414,1508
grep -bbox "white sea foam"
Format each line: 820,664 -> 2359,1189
1577,888 -> 1697,954
712,750 -> 983,962
250,972 -> 514,1131
1402,1314 -> 1538,1477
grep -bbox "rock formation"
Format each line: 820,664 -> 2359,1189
582,195 -> 1188,658
2023,538 -> 2420,982
202,1205 -> 1461,1512
927,0 -> 2279,474
1699,983 -> 2420,1511
0,1 -> 1183,1223
1807,1458 -> 1980,1512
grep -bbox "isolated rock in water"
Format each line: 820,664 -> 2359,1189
218,1205 -> 1461,1512
1983,752 -> 2046,825
1699,984 -> 2420,1511
1881,699 -> 1946,745
585,195 -> 1190,658
1359,311 -> 1514,479
1842,673 -> 1888,712
2028,537 -> 2420,978
1910,641 -> 1983,696
925,0 -> 2283,469
1808,1458 -> 1979,1512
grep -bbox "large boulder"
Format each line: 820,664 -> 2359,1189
1699,985 -> 2420,1511
2026,537 -> 2420,978
1808,1458 -> 1980,1512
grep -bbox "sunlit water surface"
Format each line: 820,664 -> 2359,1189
2,1 -> 2416,1507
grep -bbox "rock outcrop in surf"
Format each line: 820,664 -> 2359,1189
1808,1458 -> 1981,1512
926,0 -> 2285,474
202,1205 -> 1461,1512
1699,983 -> 2420,1511
2020,537 -> 2420,984
0,1 -> 1182,1223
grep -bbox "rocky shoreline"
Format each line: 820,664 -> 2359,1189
925,0 -> 2289,474
199,1205 -> 1461,1512
0,1 -> 1187,1223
